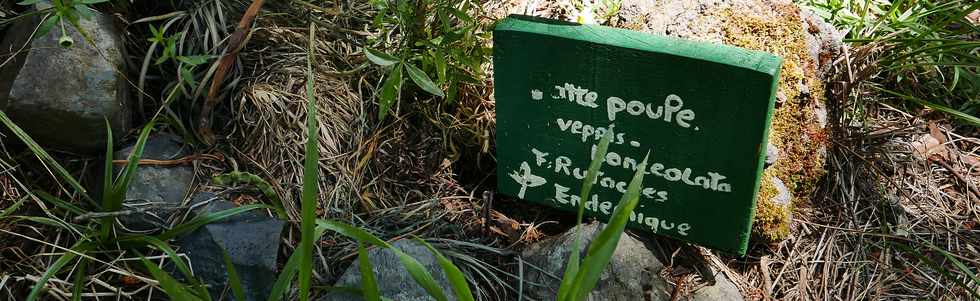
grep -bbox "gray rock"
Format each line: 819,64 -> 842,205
0,5 -> 129,153
176,193 -> 285,301
321,239 -> 457,301
770,176 -> 791,206
688,271 -> 744,301
521,223 -> 670,301
765,143 -> 780,168
800,7 -> 845,77
113,134 -> 194,233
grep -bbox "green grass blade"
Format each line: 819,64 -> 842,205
299,22 -> 320,301
71,257 -> 88,301
891,241 -> 980,300
568,154 -> 648,301
0,110 -> 93,205
413,237 -> 475,301
318,220 -> 448,300
317,219 -> 390,247
26,241 -> 93,301
268,222 -> 333,301
223,248 -> 246,301
359,241 -> 381,301
267,247 -> 301,301
33,190 -> 86,216
139,256 -> 204,301
118,235 -> 206,296
378,64 -> 403,121
390,247 -> 449,301
103,120 -> 155,239
157,204 -> 268,240
102,119 -> 113,206
0,196 -> 26,218
922,241 -> 980,287
873,86 -> 980,126
557,127 -> 614,300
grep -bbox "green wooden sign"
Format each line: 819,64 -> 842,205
493,15 -> 782,255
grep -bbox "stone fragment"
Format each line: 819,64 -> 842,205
765,143 -> 780,168
176,193 -> 284,301
689,271 -> 745,301
521,223 -> 671,301
320,239 -> 457,301
0,5 -> 130,153
113,134 -> 194,233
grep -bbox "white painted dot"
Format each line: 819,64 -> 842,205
630,141 -> 641,147
695,126 -> 700,131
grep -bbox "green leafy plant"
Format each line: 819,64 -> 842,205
804,0 -> 980,125
18,0 -> 109,48
365,0 -> 490,121
556,127 -> 649,301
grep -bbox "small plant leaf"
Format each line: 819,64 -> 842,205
404,63 -> 445,98
359,241 -> 382,301
177,55 -> 212,66
37,14 -> 60,37
364,47 -> 401,66
378,64 -> 403,121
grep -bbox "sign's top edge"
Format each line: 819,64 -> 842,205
494,14 -> 783,77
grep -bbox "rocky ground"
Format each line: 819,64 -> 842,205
0,0 -> 977,300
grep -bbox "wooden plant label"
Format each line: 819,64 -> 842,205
493,15 -> 782,255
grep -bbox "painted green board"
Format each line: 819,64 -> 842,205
493,15 -> 782,255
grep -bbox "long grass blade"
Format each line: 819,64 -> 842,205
390,247 -> 449,301
140,256 -> 205,301
158,204 -> 267,240
223,248 -> 246,301
70,257 -> 88,301
267,247 -> 301,301
358,241 -> 381,301
298,22 -> 320,301
102,120 -> 155,239
873,86 -> 980,127
26,241 -> 93,301
557,127 -> 614,300
568,154 -> 648,301
0,111 -> 93,205
414,237 -> 475,301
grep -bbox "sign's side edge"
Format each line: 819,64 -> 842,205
737,57 -> 785,256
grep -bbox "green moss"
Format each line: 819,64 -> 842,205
721,4 -> 828,242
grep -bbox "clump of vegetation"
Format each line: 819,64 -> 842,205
804,0 -> 980,125
365,0 -> 490,120
722,3 -> 828,242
